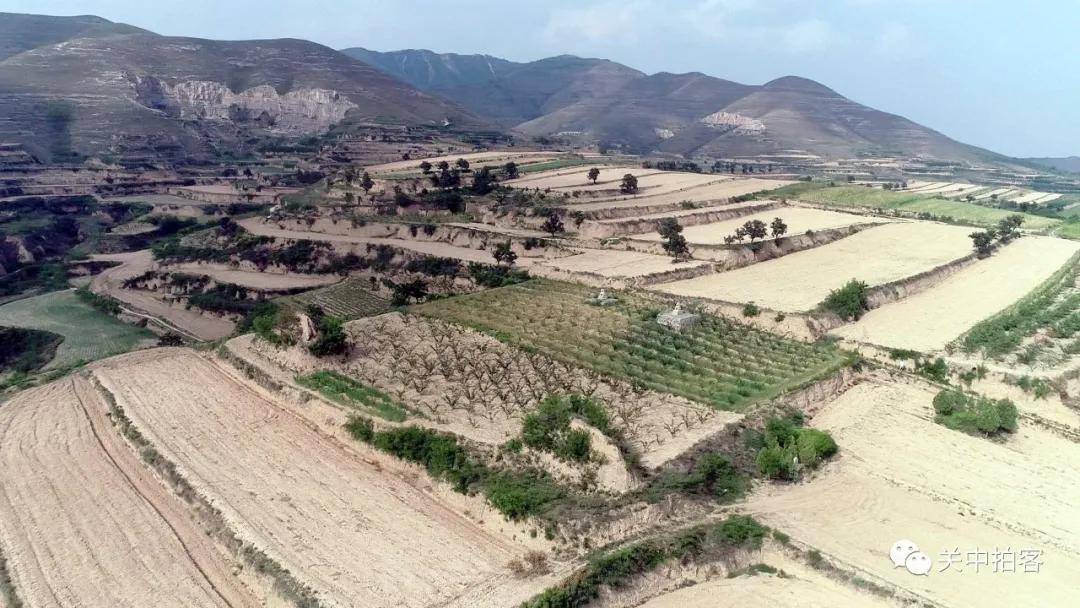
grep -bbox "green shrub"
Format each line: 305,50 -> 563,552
484,471 -> 564,521
652,452 -> 748,502
933,389 -> 1017,437
519,394 -> 614,463
917,357 -> 949,383
820,279 -> 869,320
717,515 -> 767,548
555,429 -> 593,462
742,302 -> 760,317
756,415 -> 837,480
307,314 -> 348,357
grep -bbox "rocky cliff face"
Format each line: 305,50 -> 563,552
133,76 -> 357,134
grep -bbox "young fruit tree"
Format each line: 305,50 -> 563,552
587,167 -> 600,184
657,217 -> 690,261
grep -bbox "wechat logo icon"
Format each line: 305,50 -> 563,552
890,539 -> 932,576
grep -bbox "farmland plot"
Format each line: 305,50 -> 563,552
748,379 -> 1080,608
634,207 -> 889,245
656,222 -> 973,312
0,378 -> 258,608
505,164 -> 654,189
0,289 -> 154,368
278,276 -> 391,320
166,262 -> 341,290
639,551 -> 890,608
413,279 -> 847,411
242,313 -> 735,470
92,349 -> 553,608
367,151 -> 556,175
566,178 -> 795,213
533,248 -> 710,280
832,236 -> 1080,352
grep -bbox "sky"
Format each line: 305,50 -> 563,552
7,0 -> 1080,157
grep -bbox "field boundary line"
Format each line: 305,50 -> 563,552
85,371 -> 326,608
70,377 -> 241,608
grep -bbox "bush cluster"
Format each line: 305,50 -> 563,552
522,515 -> 768,608
819,279 -> 869,320
650,452 -> 747,502
345,418 -> 564,520
933,389 -> 1017,436
755,415 -> 838,480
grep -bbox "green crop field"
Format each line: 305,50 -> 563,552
786,185 -> 1059,230
955,252 -> 1080,363
279,276 -> 391,320
413,280 -> 850,411
295,370 -> 408,421
1055,221 -> 1080,240
0,290 -> 154,369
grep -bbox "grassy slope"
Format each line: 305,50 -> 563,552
0,289 -> 153,368
413,279 -> 849,411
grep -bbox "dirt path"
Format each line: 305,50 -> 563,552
90,250 -> 235,340
0,378 -> 259,608
92,349 -> 558,608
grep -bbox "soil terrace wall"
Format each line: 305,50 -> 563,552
581,201 -> 782,239
268,217 -> 573,258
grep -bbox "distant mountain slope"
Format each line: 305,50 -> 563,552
1025,156 -> 1080,174
0,12 -> 150,60
346,48 -> 643,127
350,47 -> 1008,162
340,47 -> 515,90
0,16 -> 483,162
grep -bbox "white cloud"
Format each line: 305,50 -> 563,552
542,1 -> 654,45
781,18 -> 835,54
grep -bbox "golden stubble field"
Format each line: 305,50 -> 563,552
0,378 -> 261,608
88,349 -> 561,608
655,222 -> 973,311
747,379 -> 1080,607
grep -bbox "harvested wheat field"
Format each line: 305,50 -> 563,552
639,550 -> 891,608
635,207 -> 889,245
748,379 -> 1080,608
505,164 -> 654,189
91,349 -> 555,608
167,262 -> 341,290
534,248 -> 710,280
832,236 -> 1080,351
0,378 -> 259,608
567,178 -> 795,212
655,222 -> 973,311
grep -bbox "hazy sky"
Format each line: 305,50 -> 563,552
8,1 -> 1079,157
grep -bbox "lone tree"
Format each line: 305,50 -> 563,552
504,161 -> 519,179
770,217 -> 788,239
359,171 -> 374,193
587,167 -> 601,184
743,219 -> 768,242
996,214 -> 1024,243
657,217 -> 690,261
620,173 -> 638,194
419,160 -> 432,174
470,166 -> 496,195
541,211 -> 565,236
493,240 -> 518,266
455,158 -> 471,172
970,229 -> 997,257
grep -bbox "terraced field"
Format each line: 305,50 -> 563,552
278,276 -> 391,319
787,185 -> 1059,229
656,222 -> 973,312
0,290 -> 154,369
413,279 -> 848,410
